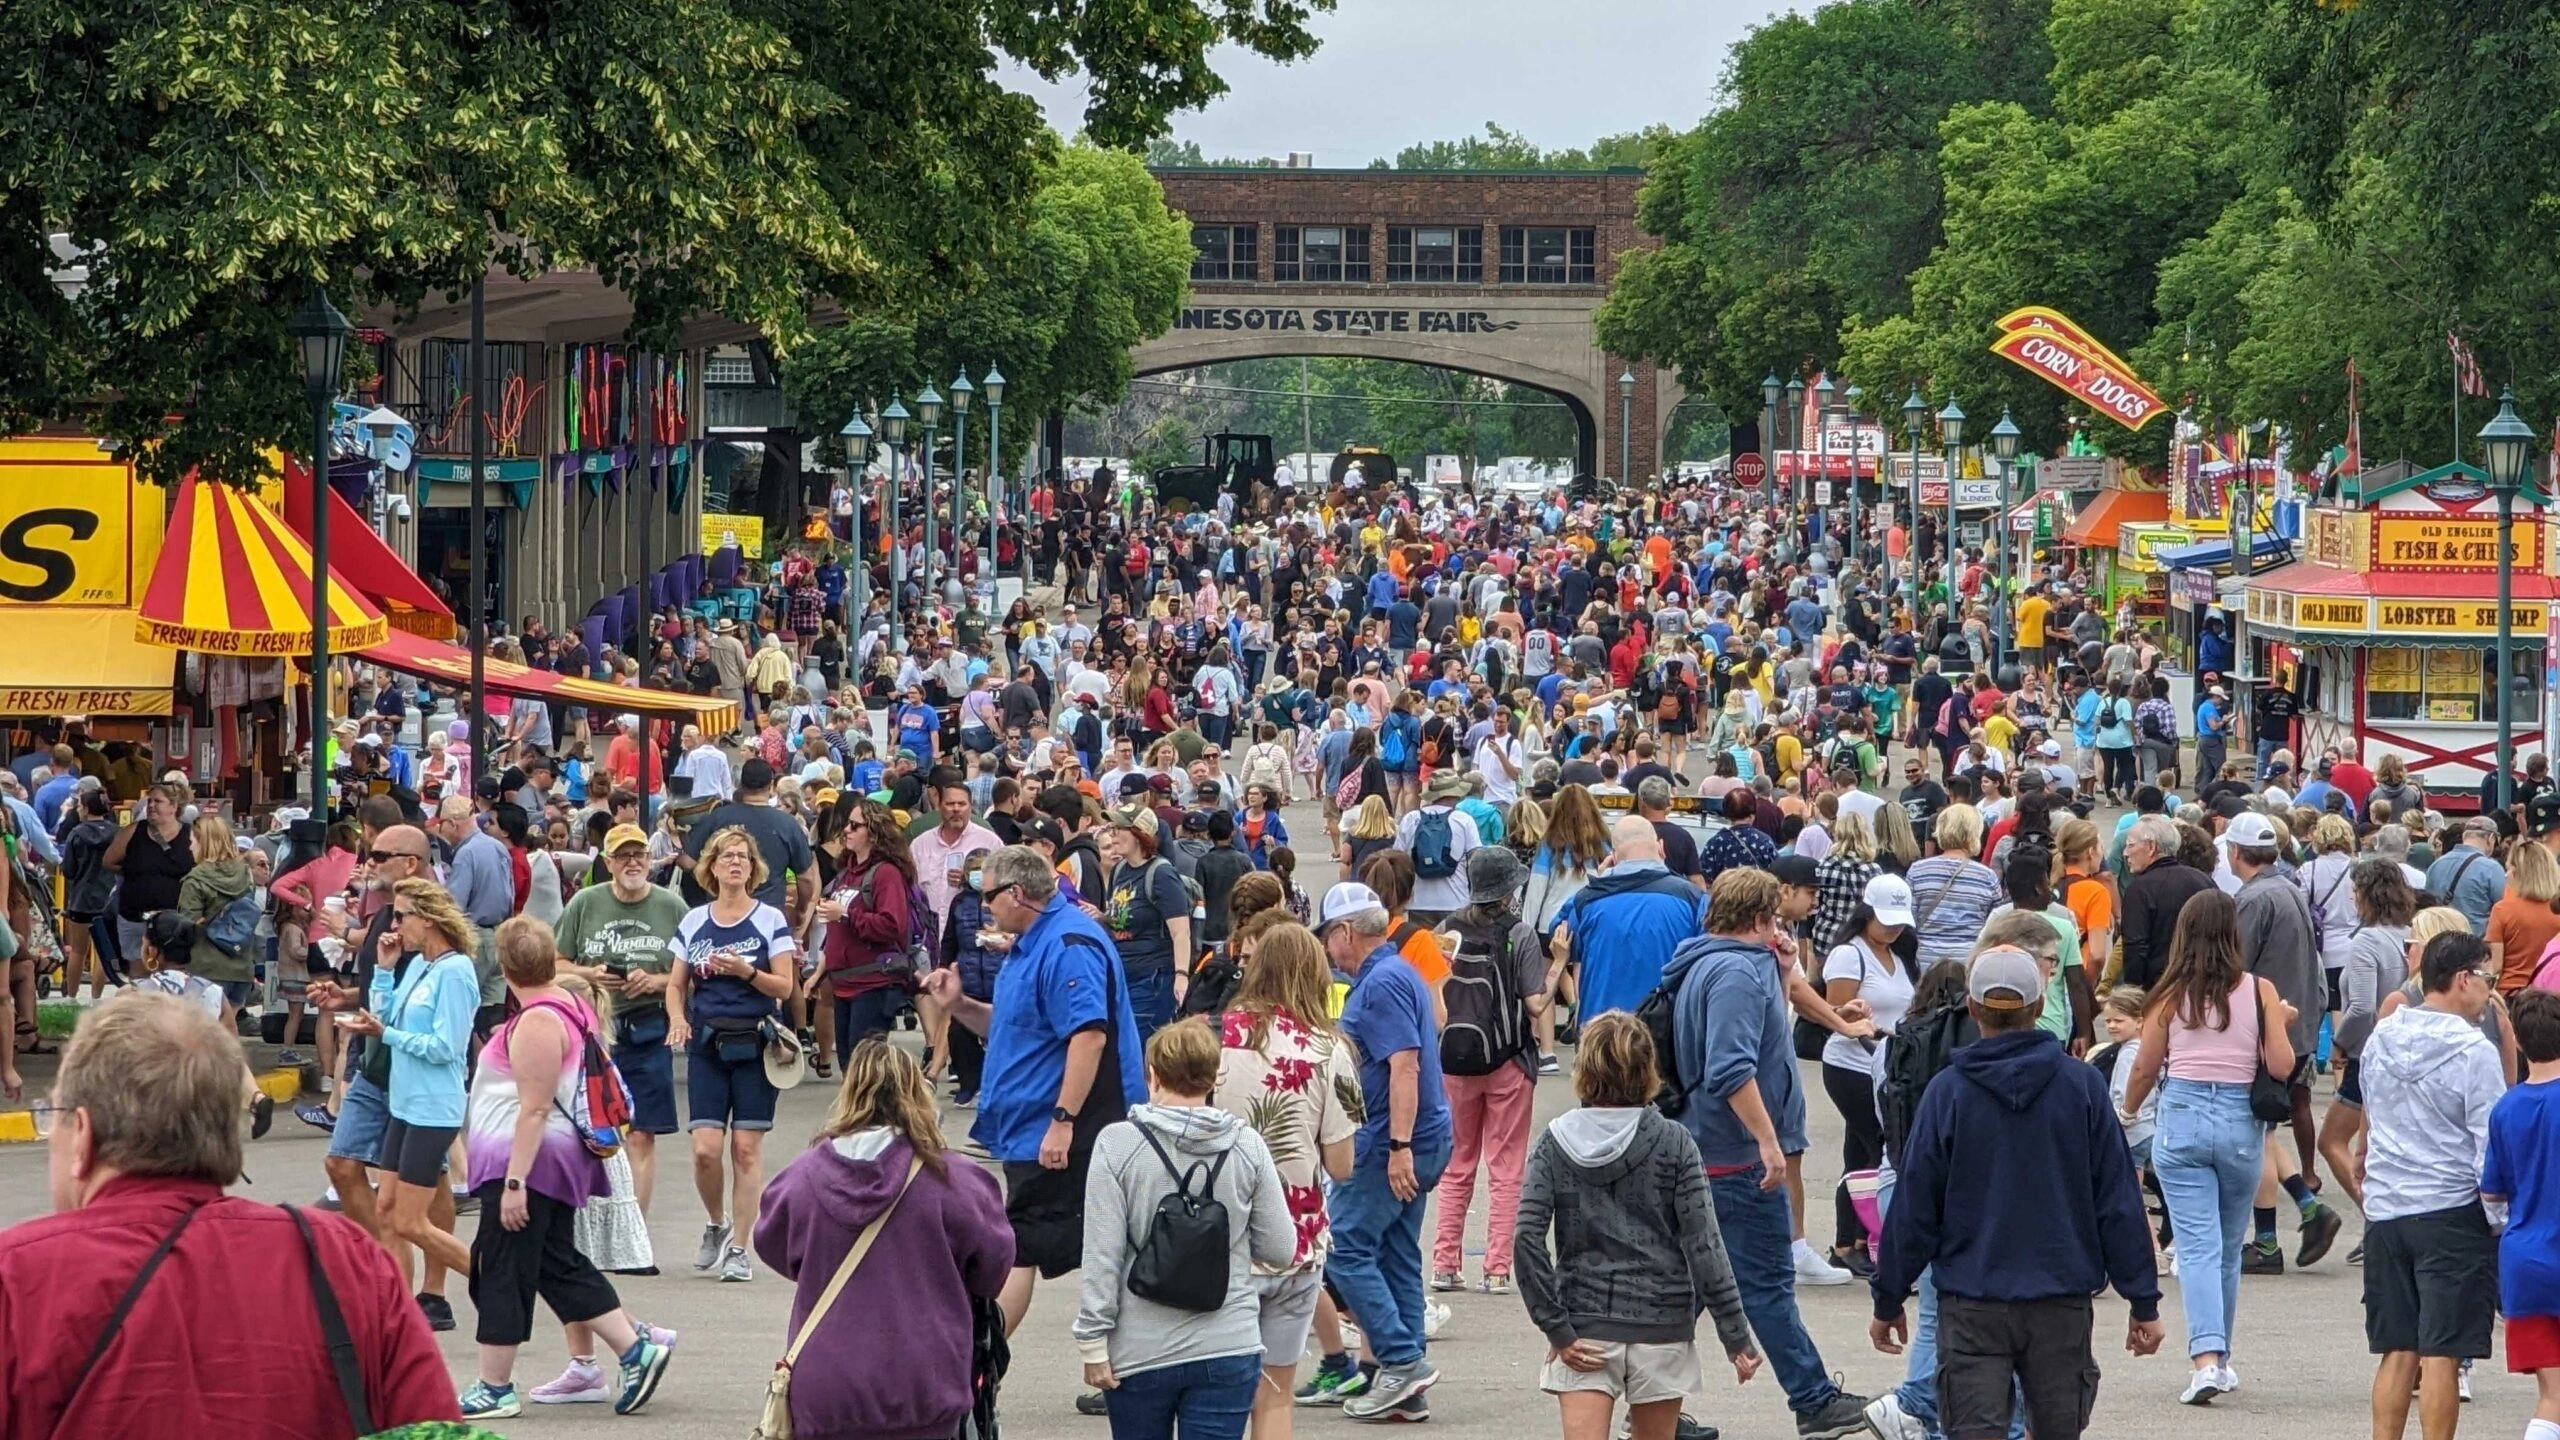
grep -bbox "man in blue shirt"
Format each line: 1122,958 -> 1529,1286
926,846 -> 1145,1335
1317,880 -> 1452,1422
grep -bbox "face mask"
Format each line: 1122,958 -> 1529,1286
967,870 -> 984,890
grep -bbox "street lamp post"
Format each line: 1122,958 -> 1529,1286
1815,375 -> 1834,554
984,368 -> 1007,582
1617,369 -> 1635,488
915,384 -> 943,614
1902,389 -> 1927,629
880,396 -> 910,638
2481,388 -> 2535,810
1990,409 -> 2022,674
840,413 -> 873,634
1938,398 -> 1966,649
949,372 -> 973,602
287,286 -> 352,818
1785,376 -> 1806,525
1761,373 -> 1783,504
1844,383 -> 1864,566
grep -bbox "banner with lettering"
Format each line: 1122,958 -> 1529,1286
1988,309 -> 2168,431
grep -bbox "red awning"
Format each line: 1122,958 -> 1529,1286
281,458 -> 457,640
356,627 -> 738,733
2246,562 -> 2560,601
2060,487 -> 2169,548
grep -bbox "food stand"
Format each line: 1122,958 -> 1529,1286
2240,461 -> 2548,804
2060,485 -> 2169,614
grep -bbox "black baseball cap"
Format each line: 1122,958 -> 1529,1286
1770,855 -> 1821,889
2529,790 -> 2560,836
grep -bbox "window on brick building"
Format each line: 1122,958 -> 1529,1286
1498,226 -> 1596,284
1190,224 -> 1257,281
1386,225 -> 1483,283
1274,225 -> 1368,283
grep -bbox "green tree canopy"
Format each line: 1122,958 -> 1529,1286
782,143 -> 1194,468
3,0 -> 1326,485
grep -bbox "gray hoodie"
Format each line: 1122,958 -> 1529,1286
2360,1005 -> 2505,1223
1075,1102 -> 1294,1378
1514,1106 -> 1755,1358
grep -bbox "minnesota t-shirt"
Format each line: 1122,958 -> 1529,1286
674,902 -> 798,1027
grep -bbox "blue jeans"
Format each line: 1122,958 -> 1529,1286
2153,1078 -> 2260,1359
1708,1164 -> 1839,1418
1104,1352 -> 1261,1440
2254,738 -> 2281,779
1324,1137 -> 1451,1367
1128,965 -> 1177,1043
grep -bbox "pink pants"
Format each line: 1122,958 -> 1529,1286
1431,1064 -> 1536,1275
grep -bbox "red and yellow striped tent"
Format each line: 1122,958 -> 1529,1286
137,476 -> 388,656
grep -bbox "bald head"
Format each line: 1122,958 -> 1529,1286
1611,815 -> 1662,863
373,824 -> 431,862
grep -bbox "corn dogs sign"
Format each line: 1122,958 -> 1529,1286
1988,307 -> 2168,431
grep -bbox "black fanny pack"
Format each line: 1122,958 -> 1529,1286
615,1006 -> 671,1049
701,1015 -> 765,1066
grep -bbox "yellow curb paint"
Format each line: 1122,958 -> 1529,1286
0,1111 -> 33,1143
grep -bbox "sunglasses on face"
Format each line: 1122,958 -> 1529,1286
392,909 -> 420,922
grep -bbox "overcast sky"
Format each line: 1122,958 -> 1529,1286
1006,0 -> 1793,163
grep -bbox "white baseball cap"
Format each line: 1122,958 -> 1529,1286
1863,873 -> 1916,928
1317,881 -> 1385,930
2225,811 -> 2281,848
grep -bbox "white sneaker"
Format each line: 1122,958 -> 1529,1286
1792,1237 -> 1851,1286
1863,1392 -> 1929,1440
2180,1366 -> 2232,1405
1423,1299 -> 1452,1339
720,1245 -> 753,1282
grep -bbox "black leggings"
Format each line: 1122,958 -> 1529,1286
1822,1061 -> 1886,1252
2100,745 -> 2137,795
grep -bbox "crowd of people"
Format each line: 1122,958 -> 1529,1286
3,463 -> 2560,1440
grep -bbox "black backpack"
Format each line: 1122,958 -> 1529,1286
1633,966 -> 1698,1119
1124,1122 -> 1233,1313
1440,915 -> 1527,1077
1879,1003 -> 1970,1162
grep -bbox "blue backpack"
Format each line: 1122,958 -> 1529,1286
1411,808 -> 1458,880
203,891 -> 262,958
1381,716 -> 1413,769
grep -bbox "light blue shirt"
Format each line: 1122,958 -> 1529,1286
446,829 -> 515,928
377,950 -> 480,1127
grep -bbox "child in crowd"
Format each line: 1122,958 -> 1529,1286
1514,1012 -> 1760,1440
2483,989 -> 2560,1440
2093,985 -> 2169,1265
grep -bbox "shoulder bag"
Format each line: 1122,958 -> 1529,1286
753,1156 -> 923,1440
2247,981 -> 2295,1125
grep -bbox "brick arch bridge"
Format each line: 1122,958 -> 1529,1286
1139,167 -> 1682,482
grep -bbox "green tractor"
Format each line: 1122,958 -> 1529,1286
1328,445 -> 1400,493
1152,432 -> 1275,514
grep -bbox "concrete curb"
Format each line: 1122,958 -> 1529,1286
0,1065 -> 305,1142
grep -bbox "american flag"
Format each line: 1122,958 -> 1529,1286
2448,331 -> 2488,398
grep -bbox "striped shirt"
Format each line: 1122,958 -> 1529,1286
1902,855 -> 2006,963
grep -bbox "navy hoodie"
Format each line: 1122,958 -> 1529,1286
1871,1027 -> 2160,1323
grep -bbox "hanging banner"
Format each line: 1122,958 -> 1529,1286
1995,306 -> 2141,376
701,512 -> 763,558
1990,322 -> 2169,430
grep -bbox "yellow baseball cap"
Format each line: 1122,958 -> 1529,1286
604,823 -> 651,854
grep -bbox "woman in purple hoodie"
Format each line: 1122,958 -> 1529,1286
755,1039 -> 1015,1439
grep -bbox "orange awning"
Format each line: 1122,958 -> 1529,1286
281,458 -> 456,640
356,627 -> 739,734
136,477 -> 387,656
2061,487 -> 2168,548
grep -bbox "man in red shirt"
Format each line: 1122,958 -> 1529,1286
0,996 -> 457,1440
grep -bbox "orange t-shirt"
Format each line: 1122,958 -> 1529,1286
2487,895 -> 2560,992
1392,918 -> 1449,985
2061,869 -> 2116,952
1645,534 -> 1673,577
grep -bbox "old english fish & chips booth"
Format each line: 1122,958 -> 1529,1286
2239,462 -> 2549,803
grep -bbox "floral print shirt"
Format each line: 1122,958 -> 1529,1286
1216,1005 -> 1360,1274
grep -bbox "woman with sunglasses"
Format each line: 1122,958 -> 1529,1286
813,799 -> 920,1067
332,875 -> 481,1309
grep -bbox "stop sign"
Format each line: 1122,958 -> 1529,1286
1731,452 -> 1768,487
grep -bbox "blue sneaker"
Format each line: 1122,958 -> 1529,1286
615,1338 -> 672,1415
459,1381 -> 522,1420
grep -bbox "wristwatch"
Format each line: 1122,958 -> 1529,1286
503,1178 -> 524,1193
1387,1138 -> 1412,1152
1052,1105 -> 1079,1124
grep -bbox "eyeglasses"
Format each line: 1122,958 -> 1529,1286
611,849 -> 649,863
29,1100 -> 62,1137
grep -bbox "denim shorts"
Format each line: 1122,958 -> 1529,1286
327,1072 -> 392,1165
686,1037 -> 777,1132
616,1041 -> 680,1135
